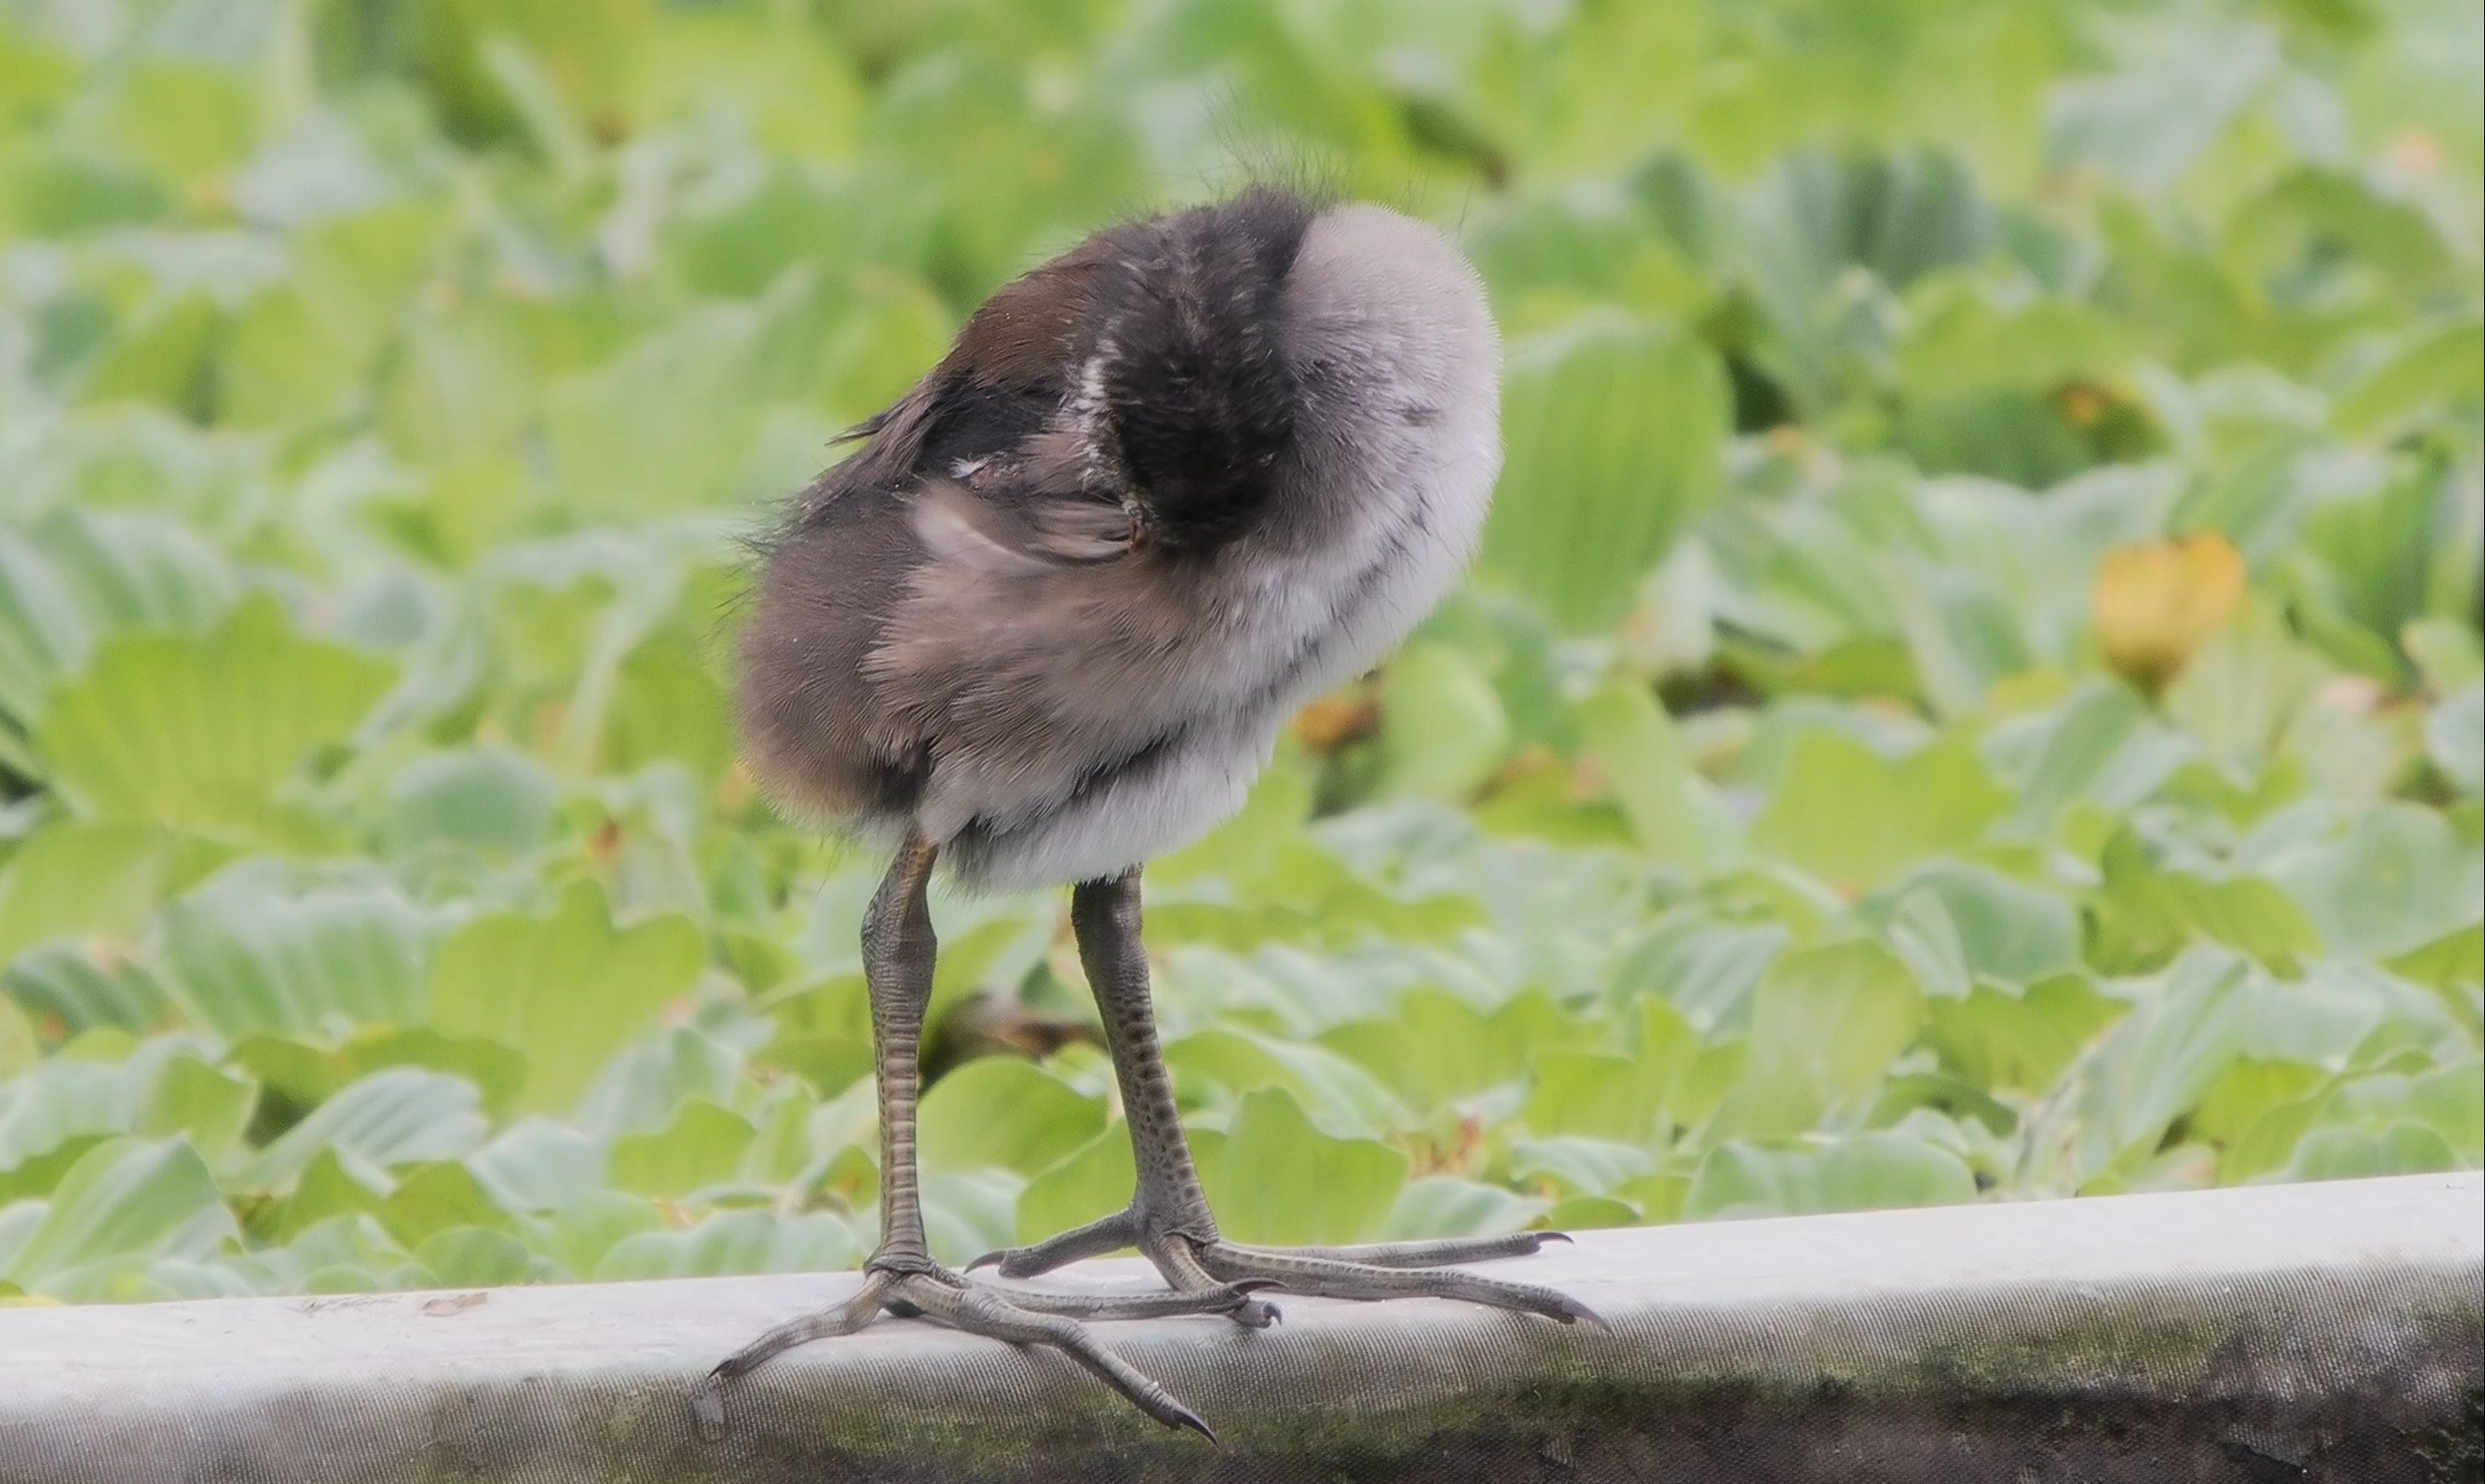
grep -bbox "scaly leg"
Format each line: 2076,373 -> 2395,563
970,871 -> 1598,1328
700,842 -> 1257,1439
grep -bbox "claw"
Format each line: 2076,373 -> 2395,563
1537,1230 -> 1574,1245
1222,1291 -> 1276,1324
1167,1405 -> 1217,1445
1225,1276 -> 1285,1327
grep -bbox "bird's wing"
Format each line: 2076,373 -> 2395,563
865,473 -> 1224,842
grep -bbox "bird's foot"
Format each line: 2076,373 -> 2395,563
696,1258 -> 1268,1441
972,1214 -> 1601,1328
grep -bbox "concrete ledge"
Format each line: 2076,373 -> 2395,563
2,1174 -> 2478,1483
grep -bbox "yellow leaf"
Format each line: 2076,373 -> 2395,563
1291,688 -> 1380,751
2092,533 -> 2247,692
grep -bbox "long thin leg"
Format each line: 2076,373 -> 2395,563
701,841 -> 1242,1439
1071,869 -> 1222,1248
974,871 -> 1596,1327
862,837 -> 941,1271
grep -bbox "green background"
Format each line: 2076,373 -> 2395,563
0,0 -> 2478,1304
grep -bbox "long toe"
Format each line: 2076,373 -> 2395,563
984,1276 -> 1277,1323
1255,1231 -> 1571,1270
968,1209 -> 1136,1279
1194,1241 -> 1599,1327
900,1274 -> 1214,1437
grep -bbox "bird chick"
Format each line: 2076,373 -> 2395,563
710,188 -> 1590,1441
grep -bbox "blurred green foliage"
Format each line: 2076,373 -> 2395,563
0,0 -> 2479,1304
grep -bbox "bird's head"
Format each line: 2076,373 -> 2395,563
1065,190 -> 1502,555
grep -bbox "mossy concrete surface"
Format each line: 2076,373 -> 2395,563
2,1173 -> 2477,1483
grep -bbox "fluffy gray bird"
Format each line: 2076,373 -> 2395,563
714,186 -> 1592,1437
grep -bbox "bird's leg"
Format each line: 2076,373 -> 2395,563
971,871 -> 1598,1328
700,840 -> 1253,1440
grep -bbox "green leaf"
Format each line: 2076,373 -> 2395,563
1366,643 -> 1511,802
383,749 -> 558,859
33,597 -> 392,832
1710,941 -> 1926,1139
218,286 -> 368,431
0,510 -> 235,730
230,1029 -> 523,1124
377,1161 -> 511,1249
2076,951 -> 2251,1183
540,1192 -> 664,1278
920,1167 -> 1025,1270
376,304 -> 537,465
468,1121 -> 608,1213
1198,1087 -> 1407,1247
1750,731 -> 2008,893
2046,22 -> 2276,191
0,823 -> 197,965
0,1042 -> 252,1183
1380,1176 -> 1550,1241
80,294 -> 220,415
607,1099 -> 756,1197
2090,826 -> 2324,974
2333,320 -> 2482,443
1877,864 -> 2082,991
1013,1125 -> 1136,1247
0,998 -> 33,1080
20,507 -> 237,648
1998,682 -> 2190,834
155,872 -> 434,1038
2284,1123 -> 2460,1183
1506,1136 -> 1658,1197
544,305 -> 770,517
414,1227 -> 537,1287
2429,687 -> 2483,796
131,1053 -> 255,1166
1543,1193 -> 1648,1231
3,1138 -> 228,1292
2269,806 -> 2484,962
1319,987 -> 1537,1110
2160,598 -> 2323,772
1612,919 -> 1789,1036
236,1068 -> 487,1192
94,60 -> 255,184
3,945 -> 170,1042
1479,316 -> 1728,632
1574,679 -> 1706,868
593,1208 -> 861,1281
248,1149 -> 382,1245
1928,973 -> 2124,1093
917,1059 -> 1105,1177
1732,149 -> 1997,405
1685,1134 -> 1977,1221
2339,1062 -> 2485,1161
427,882 -> 705,1115
1522,1051 -> 1664,1144
1165,1026 -> 1408,1139
1896,279 -> 2134,404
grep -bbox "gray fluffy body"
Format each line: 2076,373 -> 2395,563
737,189 -> 1501,890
